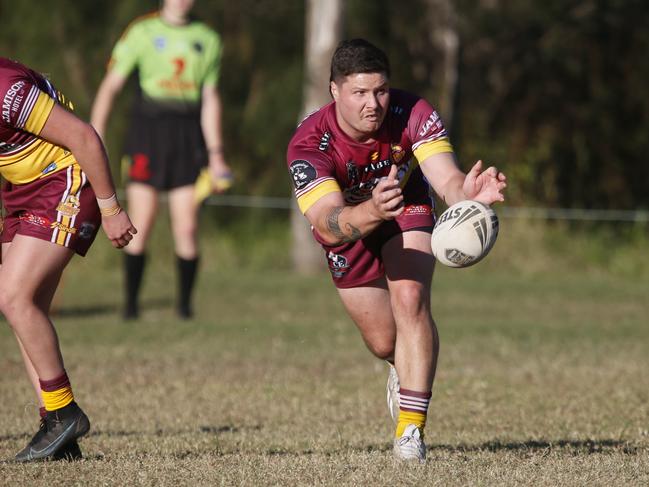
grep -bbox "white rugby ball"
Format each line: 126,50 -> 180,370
431,200 -> 499,268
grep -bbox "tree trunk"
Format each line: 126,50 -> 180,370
424,0 -> 460,129
291,0 -> 345,274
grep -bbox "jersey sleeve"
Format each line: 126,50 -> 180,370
201,30 -> 222,87
287,144 -> 341,214
408,98 -> 454,162
108,21 -> 144,78
0,78 -> 54,135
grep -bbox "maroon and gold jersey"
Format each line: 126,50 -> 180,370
0,57 -> 76,184
286,89 -> 454,214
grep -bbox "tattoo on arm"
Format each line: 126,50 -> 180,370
326,206 -> 362,243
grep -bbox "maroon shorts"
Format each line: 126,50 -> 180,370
1,165 -> 101,256
316,200 -> 435,289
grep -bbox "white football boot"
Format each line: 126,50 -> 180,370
393,424 -> 426,463
386,363 -> 400,424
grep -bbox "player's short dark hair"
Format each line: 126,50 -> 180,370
330,39 -> 390,83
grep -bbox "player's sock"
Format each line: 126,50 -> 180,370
177,255 -> 199,318
40,371 -> 74,412
395,388 -> 432,438
124,253 -> 146,319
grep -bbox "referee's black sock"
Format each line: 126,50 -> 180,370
124,253 -> 146,320
177,255 -> 199,319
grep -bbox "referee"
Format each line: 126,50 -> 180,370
91,0 -> 231,319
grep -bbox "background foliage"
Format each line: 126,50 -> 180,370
0,0 -> 647,209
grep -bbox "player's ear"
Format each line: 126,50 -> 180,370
330,81 -> 339,101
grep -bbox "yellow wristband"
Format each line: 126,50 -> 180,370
100,206 -> 122,217
97,193 -> 122,217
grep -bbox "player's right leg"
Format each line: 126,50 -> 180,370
337,280 -> 401,422
123,182 -> 159,319
0,236 -> 89,461
337,278 -> 396,361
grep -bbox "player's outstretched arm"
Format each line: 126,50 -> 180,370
420,152 -> 507,206
462,160 -> 507,205
305,164 -> 404,246
38,104 -> 137,248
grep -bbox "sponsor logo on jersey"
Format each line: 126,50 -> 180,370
42,162 -> 58,175
50,221 -> 76,235
2,80 -> 26,124
19,212 -> 50,228
192,42 -> 204,53
78,222 -> 96,239
419,111 -> 442,137
391,145 -> 405,164
343,179 -> 379,205
327,251 -> 350,278
154,36 -> 167,51
346,161 -> 359,185
404,204 -> 433,216
364,158 -> 391,174
289,159 -> 317,191
318,131 -> 331,151
56,194 -> 80,217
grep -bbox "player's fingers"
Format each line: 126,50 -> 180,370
388,164 -> 398,180
469,160 -> 483,175
381,187 -> 402,203
384,194 -> 404,210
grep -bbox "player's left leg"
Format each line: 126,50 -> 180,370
382,230 -> 438,462
0,235 -> 90,461
169,184 -> 200,318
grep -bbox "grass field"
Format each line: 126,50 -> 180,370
0,215 -> 648,485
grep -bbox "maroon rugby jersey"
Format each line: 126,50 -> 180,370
287,89 -> 454,214
0,57 -> 76,184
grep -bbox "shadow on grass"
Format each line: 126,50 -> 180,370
432,439 -> 641,455
51,297 -> 171,318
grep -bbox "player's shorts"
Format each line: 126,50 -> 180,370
315,191 -> 435,289
0,165 -> 101,256
123,108 -> 208,190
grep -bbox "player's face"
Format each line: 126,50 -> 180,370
163,0 -> 195,17
331,72 -> 390,142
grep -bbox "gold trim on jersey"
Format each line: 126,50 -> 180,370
297,179 -> 341,214
413,137 -> 454,162
0,139 -> 76,184
0,89 -> 76,184
24,92 -> 54,134
52,165 -> 84,247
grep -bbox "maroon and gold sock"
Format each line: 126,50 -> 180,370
395,388 -> 432,438
39,371 -> 74,412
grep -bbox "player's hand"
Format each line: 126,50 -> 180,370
102,211 -> 137,249
463,160 -> 507,205
369,164 -> 404,221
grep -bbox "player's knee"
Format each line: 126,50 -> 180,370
391,282 -> 428,318
367,338 -> 396,361
0,285 -> 28,321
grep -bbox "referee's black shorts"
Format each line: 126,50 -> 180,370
123,111 -> 208,190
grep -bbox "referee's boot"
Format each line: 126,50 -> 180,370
15,402 -> 90,462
